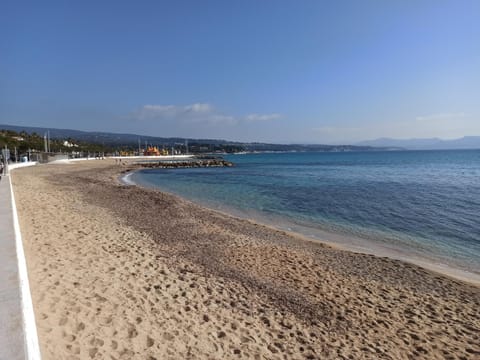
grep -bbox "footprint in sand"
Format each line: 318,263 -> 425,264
146,336 -> 154,348
64,334 -> 76,342
162,332 -> 175,341
88,347 -> 98,358
127,326 -> 138,339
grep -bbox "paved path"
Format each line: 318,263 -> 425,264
0,173 -> 26,360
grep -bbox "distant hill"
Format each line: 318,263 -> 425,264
0,124 -> 229,146
356,136 -> 480,150
0,124 -> 385,153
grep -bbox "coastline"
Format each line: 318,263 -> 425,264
123,169 -> 480,286
12,160 -> 480,359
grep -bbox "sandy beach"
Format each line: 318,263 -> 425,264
11,160 -> 480,359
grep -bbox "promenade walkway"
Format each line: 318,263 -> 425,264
0,172 -> 25,360
0,164 -> 41,360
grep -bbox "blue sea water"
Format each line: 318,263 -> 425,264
129,150 -> 480,277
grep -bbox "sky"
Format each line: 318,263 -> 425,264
1,0 -> 480,144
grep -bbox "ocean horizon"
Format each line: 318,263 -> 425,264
128,149 -> 480,282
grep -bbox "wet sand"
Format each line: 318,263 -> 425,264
12,160 -> 480,359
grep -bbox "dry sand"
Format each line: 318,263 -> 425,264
12,160 -> 480,359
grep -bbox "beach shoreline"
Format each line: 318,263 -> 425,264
12,160 -> 480,359
122,168 -> 480,287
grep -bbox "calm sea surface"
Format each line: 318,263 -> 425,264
129,150 -> 480,277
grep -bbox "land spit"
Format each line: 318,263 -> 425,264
11,159 -> 480,359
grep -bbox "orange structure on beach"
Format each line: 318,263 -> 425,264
143,146 -> 168,156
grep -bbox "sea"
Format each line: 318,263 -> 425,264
127,150 -> 480,281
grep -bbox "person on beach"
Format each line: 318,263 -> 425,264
0,162 -> 3,181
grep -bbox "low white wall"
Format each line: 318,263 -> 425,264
8,175 -> 42,359
68,157 -> 99,162
111,155 -> 194,160
8,162 -> 38,170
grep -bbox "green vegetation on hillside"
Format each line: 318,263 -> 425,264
0,129 -> 112,159
0,128 -> 244,158
1,125 -> 385,157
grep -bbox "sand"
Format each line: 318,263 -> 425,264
11,159 -> 480,359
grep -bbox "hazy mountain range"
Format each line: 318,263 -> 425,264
356,137 -> 480,150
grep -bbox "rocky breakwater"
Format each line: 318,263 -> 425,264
139,157 -> 234,169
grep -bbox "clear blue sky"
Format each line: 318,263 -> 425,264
1,0 -> 479,143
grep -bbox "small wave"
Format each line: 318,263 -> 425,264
120,172 -> 136,186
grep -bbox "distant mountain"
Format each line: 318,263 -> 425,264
356,136 -> 480,150
0,123 -> 385,152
